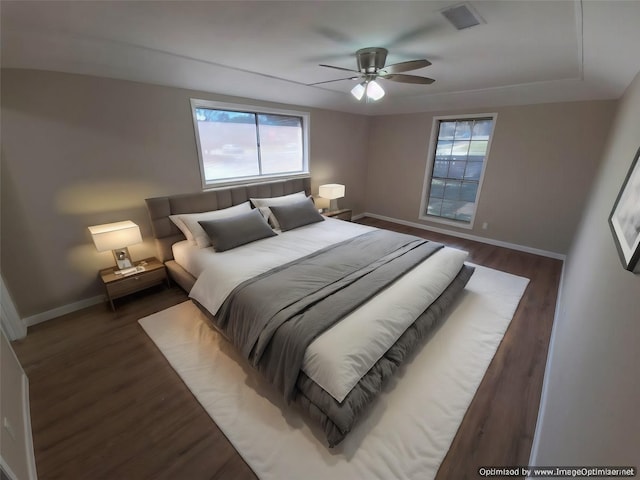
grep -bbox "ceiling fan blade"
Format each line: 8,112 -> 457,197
307,76 -> 359,86
319,64 -> 361,74
381,59 -> 431,74
380,73 -> 435,85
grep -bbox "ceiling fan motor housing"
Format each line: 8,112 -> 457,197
356,47 -> 388,73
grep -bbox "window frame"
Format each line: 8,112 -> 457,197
419,113 -> 497,229
190,99 -> 311,189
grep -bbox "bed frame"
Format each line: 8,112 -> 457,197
145,177 -> 312,292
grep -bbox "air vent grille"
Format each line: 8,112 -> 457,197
441,3 -> 484,30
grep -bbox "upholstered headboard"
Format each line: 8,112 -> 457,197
145,177 -> 311,263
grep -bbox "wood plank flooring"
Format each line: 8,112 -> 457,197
11,217 -> 562,480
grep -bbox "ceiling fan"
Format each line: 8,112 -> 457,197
309,47 -> 435,101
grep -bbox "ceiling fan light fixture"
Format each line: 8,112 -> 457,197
319,46 -> 433,103
366,80 -> 385,101
351,79 -> 385,102
351,82 -> 366,100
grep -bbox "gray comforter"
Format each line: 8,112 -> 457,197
215,230 -> 443,402
211,228 -> 474,446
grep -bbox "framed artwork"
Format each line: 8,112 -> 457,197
609,146 -> 640,272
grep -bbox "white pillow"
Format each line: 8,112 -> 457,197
250,191 -> 307,230
169,215 -> 195,244
171,201 -> 253,248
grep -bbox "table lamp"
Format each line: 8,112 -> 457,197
319,184 -> 345,212
88,220 -> 142,272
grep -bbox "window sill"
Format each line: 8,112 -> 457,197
418,214 -> 475,230
202,172 -> 310,190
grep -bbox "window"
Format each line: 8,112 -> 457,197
420,114 -> 497,228
190,99 -> 310,188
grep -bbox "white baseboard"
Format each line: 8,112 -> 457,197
362,212 -> 566,260
527,258 -> 567,470
24,295 -> 105,327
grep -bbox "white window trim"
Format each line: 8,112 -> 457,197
190,99 -> 311,189
418,112 -> 498,229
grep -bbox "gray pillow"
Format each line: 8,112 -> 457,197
198,209 -> 276,252
269,198 -> 325,232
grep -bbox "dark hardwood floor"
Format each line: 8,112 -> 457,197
12,217 -> 562,480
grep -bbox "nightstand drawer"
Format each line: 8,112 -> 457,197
106,268 -> 167,299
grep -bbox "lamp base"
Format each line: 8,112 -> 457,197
329,199 -> 339,212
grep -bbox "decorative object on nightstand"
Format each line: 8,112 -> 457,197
98,257 -> 168,310
323,208 -> 352,222
88,220 -> 142,274
319,183 -> 345,212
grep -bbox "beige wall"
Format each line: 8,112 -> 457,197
365,101 -> 616,254
531,71 -> 640,465
1,69 -> 369,318
0,67 -> 621,319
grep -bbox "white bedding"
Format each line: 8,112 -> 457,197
185,218 -> 468,402
187,218 -> 376,310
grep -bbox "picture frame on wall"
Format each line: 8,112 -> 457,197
609,145 -> 640,272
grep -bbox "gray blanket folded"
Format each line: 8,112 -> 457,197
295,264 -> 475,447
215,229 -> 444,402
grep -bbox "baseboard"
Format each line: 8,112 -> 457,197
24,295 -> 105,327
526,258 -> 567,472
362,212 -> 566,260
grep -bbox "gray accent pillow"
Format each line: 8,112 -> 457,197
198,209 -> 277,252
269,198 -> 325,232
250,191 -> 307,230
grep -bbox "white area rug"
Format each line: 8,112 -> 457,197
139,265 -> 528,480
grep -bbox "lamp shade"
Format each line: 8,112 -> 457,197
319,184 -> 345,200
88,221 -> 142,252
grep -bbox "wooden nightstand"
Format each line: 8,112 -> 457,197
99,257 -> 169,310
323,208 -> 352,221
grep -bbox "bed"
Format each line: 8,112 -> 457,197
145,178 -> 474,447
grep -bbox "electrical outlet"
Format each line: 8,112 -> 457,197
482,222 -> 489,230
3,417 -> 16,440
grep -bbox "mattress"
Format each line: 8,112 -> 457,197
172,239 -> 215,278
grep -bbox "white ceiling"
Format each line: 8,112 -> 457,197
2,0 -> 640,115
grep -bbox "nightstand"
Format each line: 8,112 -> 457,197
99,257 -> 169,310
323,208 -> 352,221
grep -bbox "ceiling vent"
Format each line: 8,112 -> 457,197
441,3 -> 485,30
